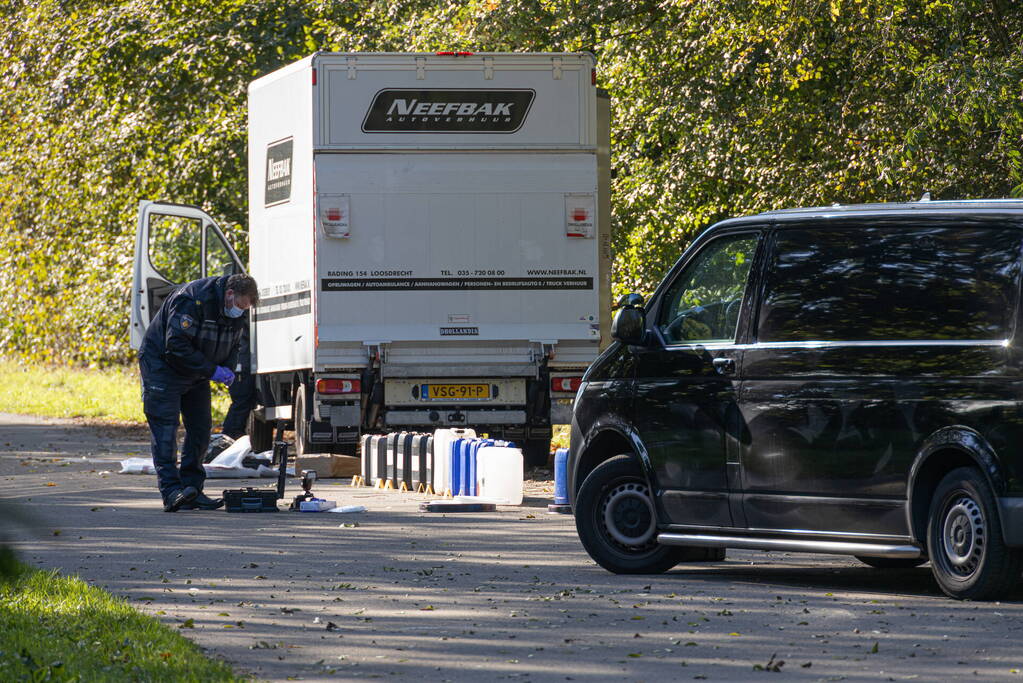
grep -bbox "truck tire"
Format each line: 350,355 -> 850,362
293,385 -> 327,457
246,410 -> 275,454
522,438 -> 552,467
926,466 -> 1023,600
574,455 -> 686,574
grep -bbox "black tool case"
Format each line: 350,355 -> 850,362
224,487 -> 279,513
223,431 -> 288,512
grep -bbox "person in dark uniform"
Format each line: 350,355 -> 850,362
139,273 -> 259,511
220,324 -> 257,440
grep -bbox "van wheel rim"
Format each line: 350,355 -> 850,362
940,496 -> 984,577
601,480 -> 656,551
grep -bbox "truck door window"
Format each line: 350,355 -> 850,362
658,234 -> 758,344
148,213 -> 201,284
204,224 -> 236,277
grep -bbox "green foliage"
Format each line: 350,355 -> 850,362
0,360 -> 231,423
0,546 -> 22,583
2,0 -> 1022,364
1,563 -> 242,680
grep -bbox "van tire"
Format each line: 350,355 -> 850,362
246,411 -> 275,454
926,467 -> 1023,600
855,556 -> 927,570
575,455 -> 685,574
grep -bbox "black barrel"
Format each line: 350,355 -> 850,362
359,434 -> 374,485
375,434 -> 389,486
384,432 -> 401,486
411,434 -> 431,490
397,432 -> 415,489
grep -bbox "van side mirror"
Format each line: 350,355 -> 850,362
612,293 -> 646,344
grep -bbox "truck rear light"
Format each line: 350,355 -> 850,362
591,68 -> 596,86
457,51 -> 474,56
436,51 -> 455,55
316,379 -> 361,394
551,377 -> 582,393
312,68 -> 317,86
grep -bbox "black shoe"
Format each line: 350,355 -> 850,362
164,486 -> 198,512
180,492 -> 225,510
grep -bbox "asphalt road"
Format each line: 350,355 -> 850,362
2,412 -> 1023,682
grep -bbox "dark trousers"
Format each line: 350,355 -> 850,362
141,374 -> 212,504
222,372 -> 258,439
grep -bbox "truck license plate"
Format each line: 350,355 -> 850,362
420,383 -> 491,401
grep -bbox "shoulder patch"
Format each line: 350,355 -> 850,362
180,314 -> 194,329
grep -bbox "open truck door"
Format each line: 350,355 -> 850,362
130,201 -> 244,349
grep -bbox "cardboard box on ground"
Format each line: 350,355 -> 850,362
295,454 -> 361,478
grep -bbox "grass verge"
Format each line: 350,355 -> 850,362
0,554 -> 242,681
0,360 -> 230,425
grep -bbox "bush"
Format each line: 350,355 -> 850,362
2,0 -> 1021,365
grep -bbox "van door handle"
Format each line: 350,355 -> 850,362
712,357 -> 736,375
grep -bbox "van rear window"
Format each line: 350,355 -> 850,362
757,225 -> 1021,342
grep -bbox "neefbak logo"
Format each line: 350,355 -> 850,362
363,89 -> 535,133
264,138 -> 293,206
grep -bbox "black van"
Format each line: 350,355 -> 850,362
569,200 -> 1023,600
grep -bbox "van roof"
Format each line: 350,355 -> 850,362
711,198 -> 1023,229
761,198 -> 1023,216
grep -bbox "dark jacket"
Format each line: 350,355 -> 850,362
139,276 -> 248,382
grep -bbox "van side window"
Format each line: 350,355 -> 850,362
658,234 -> 758,344
757,226 -> 1022,342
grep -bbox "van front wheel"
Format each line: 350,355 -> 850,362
575,455 -> 685,574
927,467 -> 1022,600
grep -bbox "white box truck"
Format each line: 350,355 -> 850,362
130,52 -> 610,465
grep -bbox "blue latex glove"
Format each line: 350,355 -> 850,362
211,366 -> 235,386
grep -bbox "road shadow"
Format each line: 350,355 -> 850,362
0,420 -> 148,460
666,559 -> 1023,602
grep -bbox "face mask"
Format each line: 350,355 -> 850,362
224,292 -> 245,318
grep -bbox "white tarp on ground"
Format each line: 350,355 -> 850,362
119,435 -> 286,477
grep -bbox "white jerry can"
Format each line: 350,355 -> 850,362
476,445 -> 524,505
432,428 -> 476,496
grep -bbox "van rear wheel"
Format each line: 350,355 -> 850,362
926,467 -> 1023,600
575,455 -> 688,574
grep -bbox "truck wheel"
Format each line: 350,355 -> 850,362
574,455 -> 685,574
926,466 -> 1023,600
522,438 -> 552,467
293,385 -> 326,457
855,556 -> 927,570
246,411 -> 275,454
